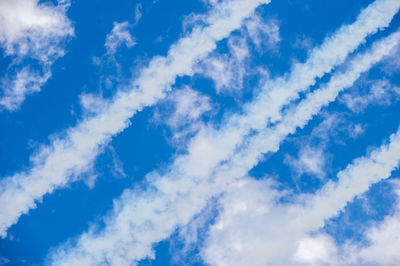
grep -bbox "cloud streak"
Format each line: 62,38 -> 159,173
203,123 -> 400,266
203,121 -> 400,266
202,31 -> 400,266
47,1 -> 400,265
0,0 -> 269,238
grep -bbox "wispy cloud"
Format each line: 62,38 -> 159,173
198,35 -> 251,93
0,67 -> 51,110
285,146 -> 327,179
245,14 -> 280,52
105,21 -> 135,55
284,112 -> 365,181
203,120 -> 400,266
290,180 -> 400,266
200,29 -> 400,264
0,0 -> 73,110
340,79 -> 400,113
0,0 -> 269,239
197,14 -> 280,93
47,2 -> 400,264
344,185 -> 400,265
153,87 -> 212,144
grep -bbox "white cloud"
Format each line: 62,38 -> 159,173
202,124 -> 400,266
197,30 -> 400,266
198,15 -> 280,93
0,0 -> 270,239
105,21 -> 135,55
347,195 -> 400,266
0,0 -> 73,110
341,79 -> 400,113
284,113 -> 365,180
196,28 -> 400,265
170,203 -> 216,264
201,178 -> 283,266
311,113 -> 365,142
294,235 -> 338,266
0,0 -> 73,58
0,67 -> 51,110
134,3 -> 142,25
153,87 -> 212,143
165,87 -> 211,130
225,29 -> 400,195
381,45 -> 400,75
285,146 -> 327,179
46,3 -> 400,265
245,14 -> 280,51
79,93 -> 108,114
199,35 -> 250,92
348,123 -> 366,139
296,184 -> 400,266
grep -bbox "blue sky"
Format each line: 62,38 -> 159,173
1,0 -> 400,265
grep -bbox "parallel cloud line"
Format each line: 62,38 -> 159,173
48,1 -> 400,265
0,0 -> 269,238
203,126 -> 400,266
202,31 -> 400,266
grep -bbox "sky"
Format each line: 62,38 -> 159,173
0,0 -> 400,265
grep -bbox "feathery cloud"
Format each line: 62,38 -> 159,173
203,119 -> 400,266
47,2 -> 400,265
105,21 -> 135,55
0,0 -> 269,239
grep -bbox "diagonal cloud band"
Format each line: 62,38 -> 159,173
47,2 -> 400,265
0,0 -> 270,238
202,30 -> 400,266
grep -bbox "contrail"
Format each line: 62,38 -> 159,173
202,31 -> 400,266
0,0 -> 269,238
48,1 -> 400,264
203,126 -> 400,266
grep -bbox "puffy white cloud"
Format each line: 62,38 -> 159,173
0,0 -> 73,58
0,0 -> 73,110
294,235 -> 338,266
285,146 -> 327,179
195,28 -> 400,266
